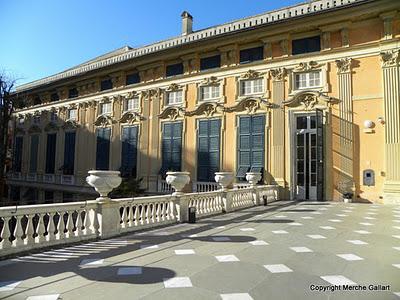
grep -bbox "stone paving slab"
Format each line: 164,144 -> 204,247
0,200 -> 399,300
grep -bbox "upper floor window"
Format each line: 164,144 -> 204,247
67,108 -> 77,120
292,36 -> 321,55
100,102 -> 112,115
240,78 -> 263,96
33,115 -> 41,124
200,55 -> 221,71
166,63 -> 184,77
294,71 -> 321,89
50,112 -> 58,122
100,79 -> 113,91
68,88 -> 79,99
200,85 -> 220,101
126,73 -> 140,85
166,90 -> 183,105
239,46 -> 263,64
33,97 -> 41,105
50,93 -> 59,102
124,97 -> 140,111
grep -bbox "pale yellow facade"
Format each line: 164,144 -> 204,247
7,0 -> 400,204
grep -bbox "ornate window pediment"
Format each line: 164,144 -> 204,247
119,111 -> 144,124
62,119 -> 79,130
158,106 -> 185,120
283,90 -> 338,111
293,61 -> 321,71
44,122 -> 59,132
240,69 -> 262,79
94,114 -> 114,127
226,97 -> 271,113
28,124 -> 41,134
186,102 -> 224,117
15,127 -> 26,135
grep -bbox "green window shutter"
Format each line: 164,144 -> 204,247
13,136 -> 23,172
121,126 -> 138,177
96,128 -> 111,170
251,116 -> 265,167
45,133 -> 57,174
161,122 -> 182,175
63,131 -> 76,175
29,135 -> 39,173
197,119 -> 221,181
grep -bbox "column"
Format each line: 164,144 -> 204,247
380,50 -> 400,203
335,58 -> 354,193
270,68 -> 287,189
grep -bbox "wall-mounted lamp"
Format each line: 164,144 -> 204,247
363,120 -> 374,129
377,117 -> 385,125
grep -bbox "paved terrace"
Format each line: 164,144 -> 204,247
0,201 -> 399,300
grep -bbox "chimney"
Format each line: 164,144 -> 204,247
181,11 -> 193,36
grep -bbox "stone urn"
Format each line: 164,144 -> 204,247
246,172 -> 262,186
166,171 -> 190,196
86,170 -> 122,200
214,172 -> 234,191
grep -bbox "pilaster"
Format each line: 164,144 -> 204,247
380,49 -> 400,203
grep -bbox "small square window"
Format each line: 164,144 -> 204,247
125,97 -> 140,111
126,73 -> 140,85
200,85 -> 220,101
100,79 -> 113,91
294,71 -> 321,90
68,109 -> 77,120
100,102 -> 112,115
240,78 -> 263,96
167,91 -> 183,105
166,63 -> 184,77
33,116 -> 41,124
68,88 -> 79,99
50,112 -> 58,122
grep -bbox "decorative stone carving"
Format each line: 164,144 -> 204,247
94,114 -> 114,127
240,70 -> 261,79
214,172 -> 234,191
86,170 -> 122,201
335,58 -> 352,74
15,127 -> 26,135
185,102 -> 224,117
201,76 -> 220,85
226,97 -> 272,113
44,122 -> 59,132
283,90 -> 338,110
165,83 -> 181,92
165,171 -> 190,196
119,111 -> 143,124
280,39 -> 288,56
62,120 -> 79,130
294,61 -> 321,71
270,68 -> 287,81
142,88 -> 160,100
321,32 -> 331,50
340,28 -> 349,47
28,125 -> 41,134
159,106 -> 185,120
380,49 -> 400,67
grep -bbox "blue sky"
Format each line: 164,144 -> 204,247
0,0 -> 301,85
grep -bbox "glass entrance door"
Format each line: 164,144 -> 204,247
295,113 -> 323,200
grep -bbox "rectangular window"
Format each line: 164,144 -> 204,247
160,122 -> 182,176
200,55 -> 221,71
29,135 -> 39,173
45,133 -> 57,174
68,88 -> 79,98
100,102 -> 112,115
63,131 -> 76,175
166,90 -> 183,105
240,78 -> 263,96
67,109 -> 77,120
197,119 -> 221,181
200,85 -> 220,101
50,93 -> 59,102
121,126 -> 138,177
33,116 -> 40,124
239,46 -> 263,64
166,63 -> 184,77
13,136 -> 23,172
294,71 -> 321,89
50,112 -> 58,122
96,128 -> 111,170
126,73 -> 140,85
237,115 -> 265,180
292,36 -> 321,55
100,79 -> 113,91
125,97 -> 140,111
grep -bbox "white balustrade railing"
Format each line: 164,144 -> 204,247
157,179 -> 173,193
234,183 -> 251,189
183,191 -> 223,218
193,181 -> 219,192
0,201 -> 98,257
118,195 -> 178,232
0,184 -> 279,257
231,187 -> 255,210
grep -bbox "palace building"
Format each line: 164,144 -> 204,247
6,0 -> 400,204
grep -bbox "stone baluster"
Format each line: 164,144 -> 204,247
133,205 -> 139,226
155,203 -> 161,222
36,214 -> 46,243
66,211 -> 73,238
83,209 -> 90,235
91,209 -> 100,236
75,211 -> 83,237
58,212 -> 66,239
48,213 -> 56,241
161,203 -> 166,221
14,215 -> 25,247
25,215 -> 35,245
150,204 -> 155,223
120,206 -> 127,229
1,217 -> 12,249
139,205 -> 145,225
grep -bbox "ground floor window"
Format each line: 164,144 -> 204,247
236,115 -> 265,181
63,131 -> 76,175
121,126 -> 138,177
45,133 -> 57,174
197,119 -> 221,181
96,128 -> 111,170
160,122 -> 182,177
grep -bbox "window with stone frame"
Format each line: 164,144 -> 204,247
100,102 -> 112,115
67,108 -> 77,120
294,71 -> 321,90
124,97 -> 140,111
200,85 -> 220,101
240,78 -> 263,96
166,90 -> 183,105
